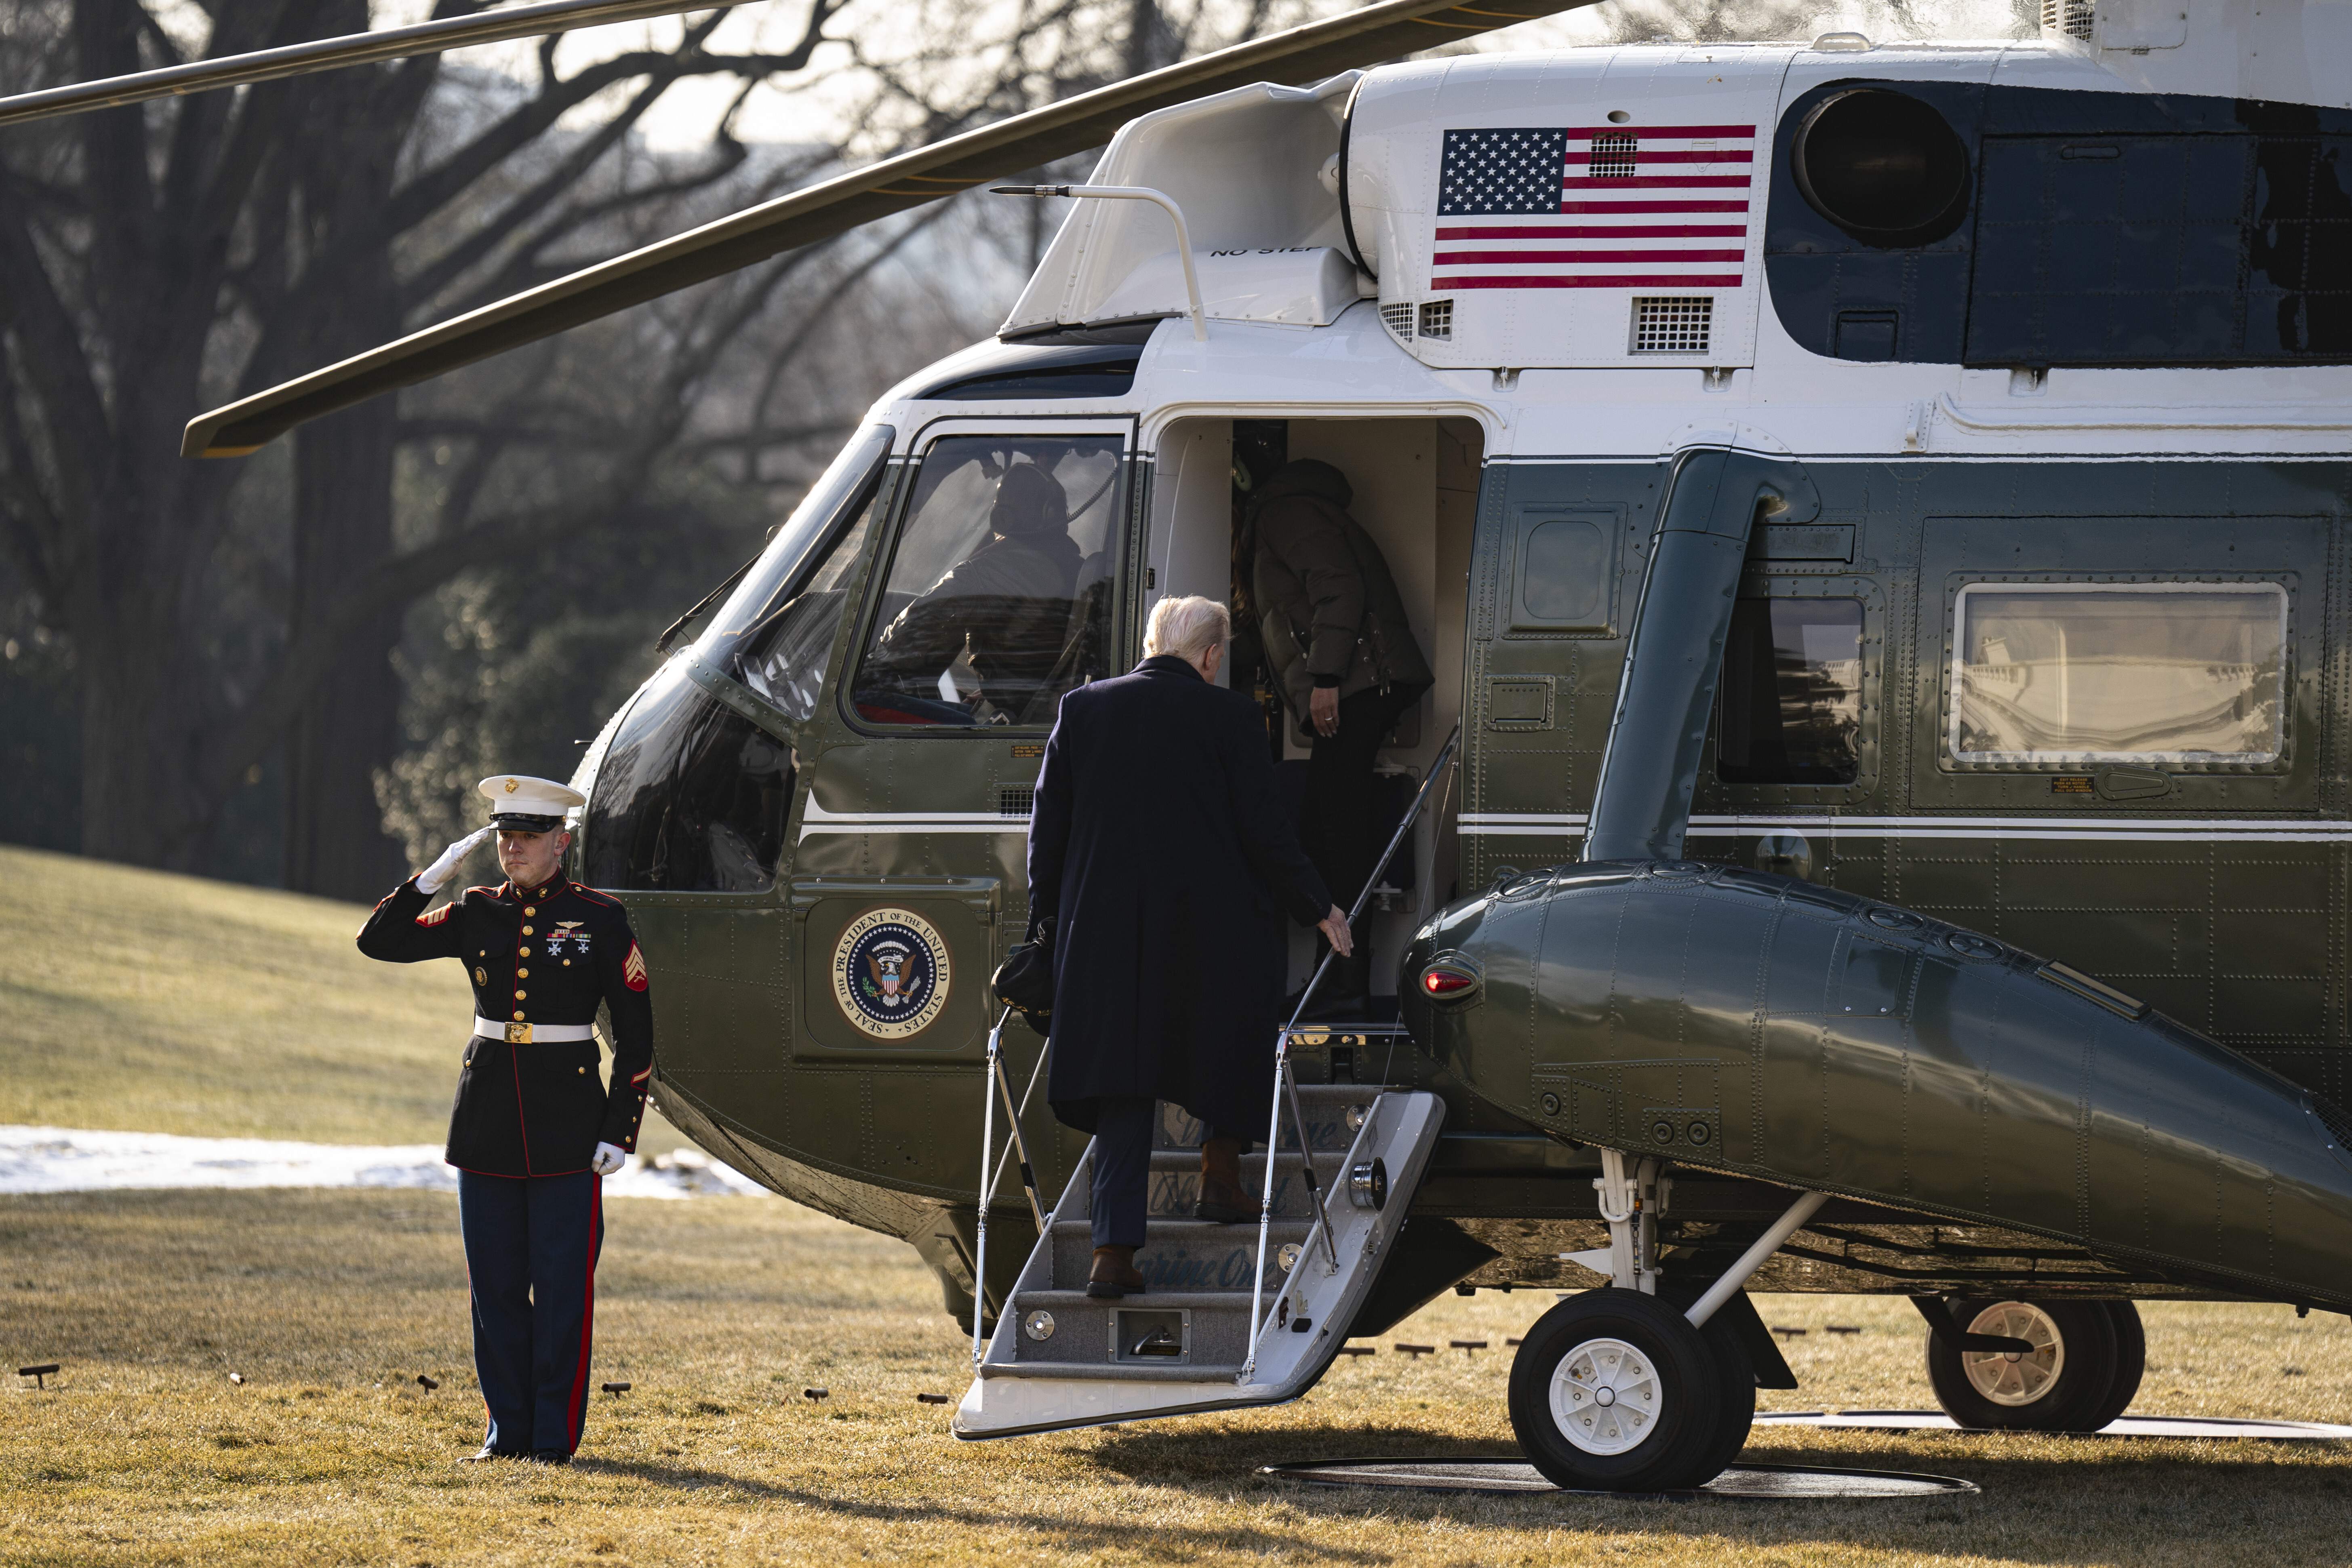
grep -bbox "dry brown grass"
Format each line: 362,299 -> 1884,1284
0,845 -> 686,1152
7,1186 -> 2352,1567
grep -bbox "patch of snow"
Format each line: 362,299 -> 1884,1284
0,1126 -> 769,1200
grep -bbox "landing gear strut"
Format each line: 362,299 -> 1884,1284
1507,1155 -> 1823,1492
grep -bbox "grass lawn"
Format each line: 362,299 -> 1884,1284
8,846 -> 2352,1564
0,845 -> 685,1153
6,1186 -> 2352,1567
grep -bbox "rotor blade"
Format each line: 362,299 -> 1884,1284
183,0 -> 1587,458
0,0 -> 733,130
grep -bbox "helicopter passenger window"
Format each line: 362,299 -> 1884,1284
1950,583 -> 2286,764
577,661 -> 791,893
850,436 -> 1122,727
1717,598 -> 1864,785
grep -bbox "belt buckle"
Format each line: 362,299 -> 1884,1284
504,1022 -> 533,1045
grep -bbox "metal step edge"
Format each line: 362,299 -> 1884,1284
1143,1149 -> 1340,1168
977,1361 -> 1250,1383
1050,1218 -> 1313,1236
1011,1289 -> 1263,1311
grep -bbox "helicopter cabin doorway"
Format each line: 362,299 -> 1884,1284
1145,415 -> 1484,1024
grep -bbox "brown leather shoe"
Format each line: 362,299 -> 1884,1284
1195,1136 -> 1253,1223
1087,1244 -> 1147,1299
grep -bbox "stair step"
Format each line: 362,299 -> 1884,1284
1049,1218 -> 1314,1293
1003,1285 -> 1266,1366
1151,1087 -> 1385,1151
979,1360 -> 1249,1383
1071,1155 -> 1343,1220
1012,1289 -> 1264,1312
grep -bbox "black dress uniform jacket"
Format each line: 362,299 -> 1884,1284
1027,655 -> 1331,1137
358,876 -> 655,1178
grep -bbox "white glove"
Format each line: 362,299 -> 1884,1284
417,826 -> 494,895
590,1142 -> 628,1176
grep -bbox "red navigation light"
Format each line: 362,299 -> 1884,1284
1422,967 -> 1475,997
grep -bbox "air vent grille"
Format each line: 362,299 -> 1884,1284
1417,299 -> 1454,340
1589,130 -> 1638,178
1630,296 -> 1713,355
2040,0 -> 2093,38
1380,302 -> 1415,341
998,786 -> 1034,818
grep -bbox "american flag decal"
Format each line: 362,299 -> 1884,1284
1432,124 -> 1756,290
623,940 -> 649,992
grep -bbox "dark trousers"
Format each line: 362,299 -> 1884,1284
1301,684 -> 1423,997
1089,1097 -> 1253,1249
458,1168 -> 604,1456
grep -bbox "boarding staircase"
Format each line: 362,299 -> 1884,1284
953,728 -> 1459,1440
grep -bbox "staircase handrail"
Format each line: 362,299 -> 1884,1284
973,1006 -> 1049,1368
1244,724 -> 1461,1377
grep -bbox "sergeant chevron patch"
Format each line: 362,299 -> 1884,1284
416,903 -> 453,926
623,941 -> 648,992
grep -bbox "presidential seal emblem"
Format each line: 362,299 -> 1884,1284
832,907 -> 951,1040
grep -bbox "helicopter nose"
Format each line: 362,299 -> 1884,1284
571,660 -> 794,893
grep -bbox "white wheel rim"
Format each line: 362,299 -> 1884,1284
1548,1335 -> 1663,1455
1960,1301 -> 2066,1407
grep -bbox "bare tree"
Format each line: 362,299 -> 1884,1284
0,0 -> 1332,895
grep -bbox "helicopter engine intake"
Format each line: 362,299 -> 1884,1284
1402,858 -> 2352,1311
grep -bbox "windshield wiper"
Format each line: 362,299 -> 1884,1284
655,554 -> 758,655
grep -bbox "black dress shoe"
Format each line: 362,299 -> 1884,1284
458,1446 -> 519,1463
527,1450 -> 572,1466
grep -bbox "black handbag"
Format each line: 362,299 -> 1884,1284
992,916 -> 1055,1033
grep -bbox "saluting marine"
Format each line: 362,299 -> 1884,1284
357,775 -> 653,1465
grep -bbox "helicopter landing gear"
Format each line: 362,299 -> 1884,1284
1923,1299 -> 2146,1432
1511,1163 -> 1823,1491
1508,1288 -> 1741,1492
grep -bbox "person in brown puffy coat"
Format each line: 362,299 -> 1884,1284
1244,459 -> 1433,1012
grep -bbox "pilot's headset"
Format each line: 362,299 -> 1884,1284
991,463 -> 1070,538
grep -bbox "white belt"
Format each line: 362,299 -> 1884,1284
474,1017 -> 595,1044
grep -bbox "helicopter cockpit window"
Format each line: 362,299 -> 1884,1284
578,661 -> 791,893
1717,598 -> 1864,785
697,424 -> 894,714
850,435 -> 1122,728
1950,583 -> 2286,765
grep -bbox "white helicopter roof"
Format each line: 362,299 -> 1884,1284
1000,0 -> 2352,373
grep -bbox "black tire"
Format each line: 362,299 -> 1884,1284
1508,1288 -> 1727,1492
1924,1298 -> 2120,1431
2082,1301 -> 2146,1431
1693,1310 -> 1756,1481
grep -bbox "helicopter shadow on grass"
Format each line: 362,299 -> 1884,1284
1072,1421 -> 2352,1565
566,1454 -> 1399,1564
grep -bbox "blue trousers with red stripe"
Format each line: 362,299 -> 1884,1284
458,1169 -> 602,1456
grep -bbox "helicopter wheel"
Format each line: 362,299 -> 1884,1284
1507,1288 -> 1733,1492
2082,1301 -> 2146,1431
1924,1298 -> 2125,1431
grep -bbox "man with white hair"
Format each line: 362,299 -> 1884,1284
1026,596 -> 1352,1297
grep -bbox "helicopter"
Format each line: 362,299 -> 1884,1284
22,0 -> 2352,1494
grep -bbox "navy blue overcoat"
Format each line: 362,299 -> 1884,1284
1026,655 -> 1331,1135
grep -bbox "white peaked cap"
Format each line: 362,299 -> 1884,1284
476,774 -> 587,823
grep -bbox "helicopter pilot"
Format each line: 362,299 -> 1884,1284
356,775 -> 653,1465
869,461 -> 1083,720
